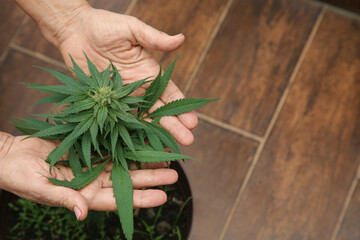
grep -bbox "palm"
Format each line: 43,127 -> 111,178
1,136 -> 112,209
59,9 -> 197,146
1,135 -> 178,220
60,10 -> 157,83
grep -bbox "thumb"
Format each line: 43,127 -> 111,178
132,17 -> 185,52
47,185 -> 89,221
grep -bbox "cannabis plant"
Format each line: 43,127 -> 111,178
13,54 -> 217,240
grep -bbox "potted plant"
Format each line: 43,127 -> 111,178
2,54 -> 218,240
1,161 -> 192,239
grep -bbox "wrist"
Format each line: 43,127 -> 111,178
39,1 -> 91,48
14,0 -> 91,48
0,132 -> 15,189
0,132 -> 14,159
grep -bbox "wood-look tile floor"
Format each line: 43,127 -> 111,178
1,0 -> 359,239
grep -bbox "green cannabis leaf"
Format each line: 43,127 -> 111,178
47,159 -> 109,189
112,162 -> 133,240
13,54 -> 218,240
146,98 -> 220,119
124,151 -> 196,162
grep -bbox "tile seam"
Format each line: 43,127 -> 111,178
330,165 -> 360,240
183,0 -> 235,95
197,112 -> 262,143
218,8 -> 325,240
0,17 -> 29,67
125,0 -> 138,14
322,4 -> 360,20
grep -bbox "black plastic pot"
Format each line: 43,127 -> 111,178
0,161 -> 192,240
170,161 -> 193,238
131,161 -> 194,239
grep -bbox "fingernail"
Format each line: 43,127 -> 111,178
175,33 -> 183,37
74,206 -> 81,220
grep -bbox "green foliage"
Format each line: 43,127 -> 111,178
124,151 -> 195,163
7,198 -> 122,240
112,162 -> 133,240
68,146 -> 82,177
146,122 -> 180,154
24,123 -> 76,139
139,55 -> 178,116
48,160 -> 108,189
7,199 -> 88,240
146,98 -> 220,119
13,54 -> 218,240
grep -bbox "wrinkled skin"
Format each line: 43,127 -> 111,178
58,8 -> 198,146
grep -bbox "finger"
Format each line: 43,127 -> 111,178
98,171 -> 113,188
87,189 -> 168,211
130,168 -> 178,189
178,111 -> 198,130
104,161 -> 113,172
149,99 -> 194,146
86,188 -> 116,211
108,160 -> 168,172
41,183 -> 89,221
159,80 -> 199,130
101,165 -> 178,188
131,17 -> 185,52
134,189 -> 167,208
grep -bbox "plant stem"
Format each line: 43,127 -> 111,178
173,196 -> 192,227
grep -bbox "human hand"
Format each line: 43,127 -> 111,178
55,8 -> 198,146
0,133 -> 178,221
13,1 -> 198,144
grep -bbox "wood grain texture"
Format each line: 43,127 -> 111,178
336,183 -> 360,240
130,0 -> 228,89
223,11 -> 360,240
179,120 -> 258,240
0,1 -> 25,55
0,50 -> 68,135
13,19 -> 62,61
187,0 -> 321,136
12,0 -> 132,62
315,0 -> 360,14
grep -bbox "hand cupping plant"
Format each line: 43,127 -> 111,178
13,54 -> 218,240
